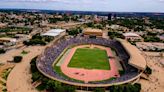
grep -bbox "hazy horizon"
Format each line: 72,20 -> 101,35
0,0 -> 164,13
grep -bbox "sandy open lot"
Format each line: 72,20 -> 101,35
139,52 -> 164,92
6,46 -> 45,92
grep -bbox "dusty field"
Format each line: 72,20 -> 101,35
6,46 -> 45,92
139,52 -> 164,92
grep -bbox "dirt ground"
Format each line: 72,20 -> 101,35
6,46 -> 45,92
139,52 -> 164,92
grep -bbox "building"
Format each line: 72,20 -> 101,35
36,37 -> 146,88
15,34 -> 31,44
0,23 -> 7,28
110,25 -> 120,30
136,42 -> 164,51
123,32 -> 142,41
83,28 -> 103,38
0,37 -> 17,46
158,34 -> 164,41
41,29 -> 66,37
108,13 -> 112,20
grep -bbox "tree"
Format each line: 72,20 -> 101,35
64,85 -> 76,92
93,88 -> 105,92
0,49 -> 6,54
23,39 -> 46,46
144,36 -> 161,42
13,56 -> 23,63
109,83 -> 141,92
108,31 -> 123,39
144,66 -> 152,75
67,28 -> 82,36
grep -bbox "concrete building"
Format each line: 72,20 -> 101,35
123,32 -> 142,41
41,29 -> 66,37
15,34 -> 31,44
83,28 -> 103,38
0,37 -> 17,46
136,42 -> 164,51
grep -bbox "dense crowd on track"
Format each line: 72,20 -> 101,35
36,37 -> 139,84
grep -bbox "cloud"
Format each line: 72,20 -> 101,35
0,0 -> 164,12
159,0 -> 164,1
1,0 -> 60,2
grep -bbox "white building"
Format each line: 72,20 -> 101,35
41,29 -> 66,37
123,32 -> 142,41
0,37 -> 17,46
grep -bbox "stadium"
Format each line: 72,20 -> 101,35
36,36 -> 146,88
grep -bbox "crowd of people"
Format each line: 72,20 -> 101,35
36,37 -> 140,85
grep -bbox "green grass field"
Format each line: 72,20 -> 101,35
68,48 -> 110,70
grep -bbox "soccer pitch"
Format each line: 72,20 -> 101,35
68,48 -> 110,70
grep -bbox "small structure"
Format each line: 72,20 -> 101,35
15,34 -> 31,43
0,23 -> 7,28
110,25 -> 120,30
41,29 -> 66,37
158,34 -> 164,41
136,42 -> 164,51
0,37 -> 17,46
83,28 -> 103,38
123,32 -> 142,41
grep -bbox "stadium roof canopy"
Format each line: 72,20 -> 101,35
117,39 -> 146,70
41,29 -> 65,37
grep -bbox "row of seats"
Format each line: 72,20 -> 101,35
36,37 -> 139,84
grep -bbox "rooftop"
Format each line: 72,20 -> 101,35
83,28 -> 102,33
123,32 -> 140,37
0,37 -> 17,42
41,29 -> 65,37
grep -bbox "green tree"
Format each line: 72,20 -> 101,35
93,88 -> 105,92
13,56 -> 23,63
144,66 -> 152,75
0,49 -> 6,54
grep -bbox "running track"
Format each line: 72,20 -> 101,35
61,45 -> 119,83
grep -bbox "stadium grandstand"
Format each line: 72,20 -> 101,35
36,36 -> 146,87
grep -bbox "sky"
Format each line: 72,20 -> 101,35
0,0 -> 164,12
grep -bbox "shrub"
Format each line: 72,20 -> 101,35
0,49 -> 6,54
144,66 -> 152,75
13,56 -> 23,63
119,70 -> 125,75
144,36 -> 161,42
21,50 -> 28,55
67,28 -> 82,36
93,88 -> 105,92
2,68 -> 12,80
23,39 -> 46,46
108,31 -> 123,39
109,83 -> 141,92
30,56 -> 44,82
